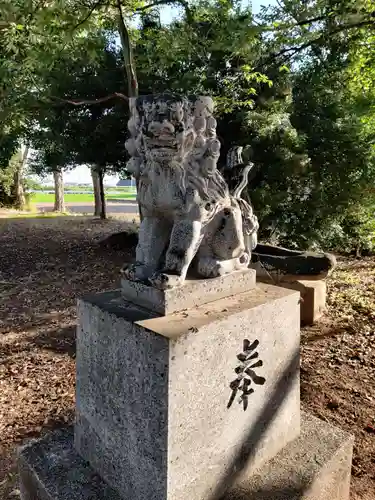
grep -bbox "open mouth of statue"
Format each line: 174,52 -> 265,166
146,137 -> 179,151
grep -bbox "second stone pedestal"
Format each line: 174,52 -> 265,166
75,272 -> 300,500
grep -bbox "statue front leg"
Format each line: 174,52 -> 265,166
149,220 -> 203,289
122,216 -> 171,282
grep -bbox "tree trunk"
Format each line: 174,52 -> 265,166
117,1 -> 143,221
13,146 -> 28,210
53,170 -> 65,212
91,167 -> 102,216
117,1 -> 138,98
98,169 -> 106,220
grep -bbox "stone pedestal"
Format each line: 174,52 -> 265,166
75,276 -> 300,500
18,270 -> 353,500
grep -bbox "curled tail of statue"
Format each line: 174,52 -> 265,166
224,146 -> 259,252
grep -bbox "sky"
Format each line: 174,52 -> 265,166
57,0 -> 275,186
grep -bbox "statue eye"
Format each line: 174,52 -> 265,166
224,208 -> 231,216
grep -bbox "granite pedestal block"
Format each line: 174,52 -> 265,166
75,282 -> 301,500
18,428 -> 122,500
18,412 -> 354,500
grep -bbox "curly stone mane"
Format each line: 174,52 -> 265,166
185,166 -> 229,202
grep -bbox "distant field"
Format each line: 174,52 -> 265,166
31,193 -> 136,203
34,185 -> 135,193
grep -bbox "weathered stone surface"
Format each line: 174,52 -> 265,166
224,411 -> 354,500
75,283 -> 300,500
18,413 -> 353,500
18,428 -> 122,500
121,268 -> 256,314
75,296 -> 169,500
122,94 -> 258,289
222,146 -> 258,252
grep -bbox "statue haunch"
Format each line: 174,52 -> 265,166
122,94 -> 258,290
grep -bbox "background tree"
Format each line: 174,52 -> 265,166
28,35 -> 128,217
11,145 -> 29,209
29,125 -> 71,213
134,0 -> 375,250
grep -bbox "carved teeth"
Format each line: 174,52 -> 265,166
145,138 -> 178,146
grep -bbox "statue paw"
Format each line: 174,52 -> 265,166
121,262 -> 149,282
207,263 -> 222,278
121,263 -> 138,281
148,272 -> 184,290
236,252 -> 250,269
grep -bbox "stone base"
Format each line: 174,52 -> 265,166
18,428 -> 122,500
18,413 -> 354,500
255,275 -> 327,326
75,284 -> 300,500
121,269 -> 256,315
225,412 -> 353,500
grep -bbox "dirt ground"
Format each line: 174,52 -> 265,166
0,216 -> 374,499
301,257 -> 375,499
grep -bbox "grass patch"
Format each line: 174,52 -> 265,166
3,211 -> 81,219
107,194 -> 136,201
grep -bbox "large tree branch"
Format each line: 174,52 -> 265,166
134,0 -> 178,12
257,18 -> 375,70
258,8 -> 375,32
280,14 -> 330,29
117,1 -> 139,97
133,0 -> 193,21
254,14 -> 330,32
50,93 -> 128,106
71,0 -> 106,32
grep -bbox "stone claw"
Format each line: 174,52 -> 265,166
206,263 -> 222,278
148,272 -> 184,290
236,252 -> 250,269
121,263 -> 137,280
121,263 -> 148,282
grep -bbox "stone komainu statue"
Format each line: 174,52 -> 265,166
123,94 -> 258,289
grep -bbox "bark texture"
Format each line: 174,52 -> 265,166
91,167 -> 102,217
13,146 -> 29,210
53,171 -> 65,212
98,169 -> 106,220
